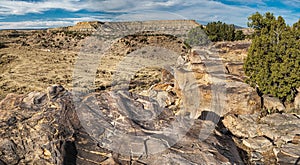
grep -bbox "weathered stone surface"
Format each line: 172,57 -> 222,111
295,87 -> 300,110
277,143 -> 300,164
192,77 -> 261,117
215,41 -> 251,63
223,114 -> 260,138
263,95 -> 285,112
0,139 -> 20,165
242,137 -> 272,152
223,113 -> 300,164
0,91 -> 69,164
223,81 -> 261,115
0,85 -> 244,164
259,113 -> 300,145
225,62 -> 245,77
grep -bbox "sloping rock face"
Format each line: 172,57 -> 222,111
0,85 -> 244,165
223,113 -> 300,164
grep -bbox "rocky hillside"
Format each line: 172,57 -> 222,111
0,21 -> 299,164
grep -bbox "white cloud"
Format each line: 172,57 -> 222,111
0,20 -> 73,29
58,16 -> 112,22
223,0 -> 265,5
0,0 -> 243,15
0,14 -> 118,29
114,10 -> 188,22
0,0 -> 299,29
112,0 -> 257,26
282,0 -> 300,8
174,0 -> 253,26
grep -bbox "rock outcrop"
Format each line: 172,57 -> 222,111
223,113 -> 300,164
2,85 -> 298,165
185,48 -> 261,117
0,85 -> 245,165
263,95 -> 285,112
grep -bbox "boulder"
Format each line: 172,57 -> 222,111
222,113 -> 260,138
276,143 -> 300,164
172,67 -> 260,118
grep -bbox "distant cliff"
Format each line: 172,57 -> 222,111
52,20 -> 200,39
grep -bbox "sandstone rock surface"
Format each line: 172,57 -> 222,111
263,95 -> 285,112
185,48 -> 261,117
0,85 -> 244,164
295,87 -> 300,110
223,113 -> 300,164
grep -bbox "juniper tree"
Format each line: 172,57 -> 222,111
244,12 -> 300,102
205,21 -> 245,42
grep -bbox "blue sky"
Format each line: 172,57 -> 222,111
0,0 -> 299,29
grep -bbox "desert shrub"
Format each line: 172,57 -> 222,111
185,26 -> 210,46
244,12 -> 300,102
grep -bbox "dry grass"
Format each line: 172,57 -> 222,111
0,30 -> 188,99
